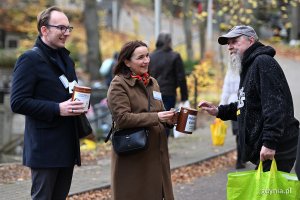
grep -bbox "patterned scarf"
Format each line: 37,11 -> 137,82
130,72 -> 150,86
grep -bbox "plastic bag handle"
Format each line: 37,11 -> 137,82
256,159 -> 278,179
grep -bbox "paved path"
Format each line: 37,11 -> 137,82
173,162 -> 256,200
277,57 -> 300,120
0,116 -> 236,200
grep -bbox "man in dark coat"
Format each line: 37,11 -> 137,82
198,25 -> 299,172
10,6 -> 85,199
149,32 -> 188,137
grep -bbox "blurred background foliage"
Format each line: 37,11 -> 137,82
216,0 -> 299,34
1,0 -> 300,104
186,53 -> 222,105
0,0 -> 139,68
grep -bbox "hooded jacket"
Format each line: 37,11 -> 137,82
217,42 -> 299,164
149,48 -> 188,101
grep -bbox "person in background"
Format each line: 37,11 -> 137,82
219,61 -> 245,169
198,25 -> 299,173
109,52 -> 119,84
99,51 -> 119,87
149,32 -> 188,138
10,6 -> 85,199
107,40 -> 175,200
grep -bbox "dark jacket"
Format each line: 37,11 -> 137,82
217,42 -> 299,164
149,48 -> 188,101
10,36 -> 81,167
107,74 -> 174,200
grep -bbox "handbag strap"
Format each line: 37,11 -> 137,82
32,47 -> 64,76
105,92 -> 150,143
32,47 -> 74,93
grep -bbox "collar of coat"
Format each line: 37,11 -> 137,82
120,73 -> 155,87
36,36 -> 71,57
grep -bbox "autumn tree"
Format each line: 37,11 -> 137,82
290,1 -> 300,41
154,0 -> 195,61
216,0 -> 300,42
0,0 -> 49,43
182,0 -> 194,61
84,0 -> 102,80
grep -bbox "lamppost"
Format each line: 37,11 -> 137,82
206,0 -> 213,50
155,0 -> 161,39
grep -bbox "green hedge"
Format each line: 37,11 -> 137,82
0,50 -> 18,68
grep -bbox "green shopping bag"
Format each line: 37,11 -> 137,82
227,159 -> 300,200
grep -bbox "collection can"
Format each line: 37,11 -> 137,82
72,85 -> 91,112
175,107 -> 198,134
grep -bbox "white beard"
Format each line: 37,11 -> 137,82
229,52 -> 242,75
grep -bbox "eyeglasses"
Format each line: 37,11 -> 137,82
47,24 -> 74,33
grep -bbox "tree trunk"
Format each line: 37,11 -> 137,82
84,0 -> 101,80
114,0 -> 124,31
290,2 -> 300,41
182,0 -> 193,61
199,20 -> 206,61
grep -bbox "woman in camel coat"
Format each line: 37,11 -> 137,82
107,40 -> 175,200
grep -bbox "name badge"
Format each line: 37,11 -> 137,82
59,75 -> 69,89
69,80 -> 78,94
153,91 -> 162,101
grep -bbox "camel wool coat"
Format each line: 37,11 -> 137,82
107,74 -> 174,200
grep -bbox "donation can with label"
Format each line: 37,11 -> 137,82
175,107 -> 198,134
72,85 -> 91,112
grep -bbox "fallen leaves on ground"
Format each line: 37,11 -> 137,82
80,142 -> 111,165
67,151 -> 236,200
0,141 -> 111,184
0,143 -> 236,199
171,151 -> 236,184
68,188 -> 111,200
0,163 -> 30,184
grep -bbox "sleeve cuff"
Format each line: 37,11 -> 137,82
165,123 -> 174,129
54,103 -> 60,116
263,140 -> 277,150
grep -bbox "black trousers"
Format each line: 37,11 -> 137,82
162,95 -> 176,138
31,167 -> 74,200
231,121 -> 243,164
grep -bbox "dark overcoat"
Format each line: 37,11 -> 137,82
107,74 -> 174,200
10,36 -> 81,167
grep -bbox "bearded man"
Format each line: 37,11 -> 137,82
198,25 -> 299,172
219,55 -> 242,169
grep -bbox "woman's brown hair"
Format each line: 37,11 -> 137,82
113,40 -> 148,75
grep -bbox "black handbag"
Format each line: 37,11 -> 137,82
77,114 -> 93,139
105,94 -> 150,155
112,127 -> 149,155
